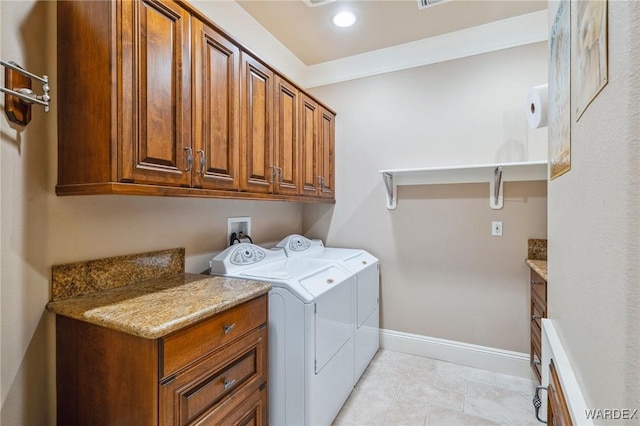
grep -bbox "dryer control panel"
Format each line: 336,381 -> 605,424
276,234 -> 324,257
210,243 -> 286,275
230,245 -> 266,265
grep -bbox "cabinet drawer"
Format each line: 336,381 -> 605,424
531,299 -> 545,330
531,323 -> 542,381
530,270 -> 547,305
160,325 -> 267,425
162,295 -> 267,377
194,386 -> 267,426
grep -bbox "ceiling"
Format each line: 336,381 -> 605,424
235,0 -> 548,66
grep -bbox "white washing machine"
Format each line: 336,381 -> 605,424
210,243 -> 355,426
275,235 -> 380,384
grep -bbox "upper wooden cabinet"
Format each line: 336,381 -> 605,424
120,0 -> 192,187
299,94 -> 336,198
318,106 -> 336,199
274,77 -> 301,196
239,55 -> 301,197
192,19 -> 241,191
56,0 -> 335,203
240,53 -> 275,194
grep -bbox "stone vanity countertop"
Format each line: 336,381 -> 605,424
47,273 -> 272,339
526,259 -> 548,281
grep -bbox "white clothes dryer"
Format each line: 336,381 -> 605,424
275,235 -> 380,384
210,243 -> 355,426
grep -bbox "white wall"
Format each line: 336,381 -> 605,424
547,0 -> 640,412
0,1 -> 302,424
305,43 -> 549,353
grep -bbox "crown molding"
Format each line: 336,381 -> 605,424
302,10 -> 548,88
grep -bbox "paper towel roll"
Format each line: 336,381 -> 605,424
526,84 -> 548,129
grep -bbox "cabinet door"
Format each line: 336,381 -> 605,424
120,0 -> 192,186
318,107 -> 335,199
274,77 -> 300,195
192,20 -> 240,190
240,53 -> 274,193
299,94 -> 319,197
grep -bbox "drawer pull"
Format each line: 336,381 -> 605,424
531,315 -> 540,321
530,359 -> 541,367
223,378 -> 237,390
530,280 -> 539,286
223,323 -> 236,334
533,386 -> 548,424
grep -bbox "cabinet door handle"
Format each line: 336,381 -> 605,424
223,323 -> 235,334
277,167 -> 283,184
223,378 -> 237,390
270,165 -> 277,184
184,147 -> 193,172
316,176 -> 322,189
197,150 -> 206,175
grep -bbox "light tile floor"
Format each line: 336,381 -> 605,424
333,349 -> 540,426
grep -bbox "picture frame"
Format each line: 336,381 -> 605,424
549,0 -> 571,180
575,0 -> 608,120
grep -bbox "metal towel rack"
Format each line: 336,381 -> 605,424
1,59 -> 51,126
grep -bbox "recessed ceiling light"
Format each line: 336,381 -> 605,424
333,11 -> 356,28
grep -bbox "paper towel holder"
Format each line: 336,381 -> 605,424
1,59 -> 51,126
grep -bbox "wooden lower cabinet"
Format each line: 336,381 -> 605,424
530,269 -> 547,382
547,359 -> 573,425
56,295 -> 268,426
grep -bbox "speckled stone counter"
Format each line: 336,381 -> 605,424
47,273 -> 271,339
526,239 -> 547,280
526,259 -> 548,281
48,248 -> 271,339
527,239 -> 547,261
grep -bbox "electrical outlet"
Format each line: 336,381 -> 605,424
492,221 -> 503,236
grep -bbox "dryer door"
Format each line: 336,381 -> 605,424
300,265 -> 353,373
345,254 -> 379,327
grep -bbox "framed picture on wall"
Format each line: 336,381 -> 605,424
575,0 -> 608,120
549,0 -> 571,180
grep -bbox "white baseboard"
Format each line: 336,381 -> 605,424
379,328 -> 532,378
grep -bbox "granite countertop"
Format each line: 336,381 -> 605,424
47,273 -> 272,339
526,259 -> 548,281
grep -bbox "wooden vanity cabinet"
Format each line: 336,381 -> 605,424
547,359 -> 573,425
56,295 -> 268,426
530,269 -> 547,382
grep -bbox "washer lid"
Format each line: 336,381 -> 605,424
299,264 -> 352,298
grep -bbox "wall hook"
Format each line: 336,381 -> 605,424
1,59 -> 51,126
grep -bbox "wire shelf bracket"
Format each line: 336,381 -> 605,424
379,160 -> 547,210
